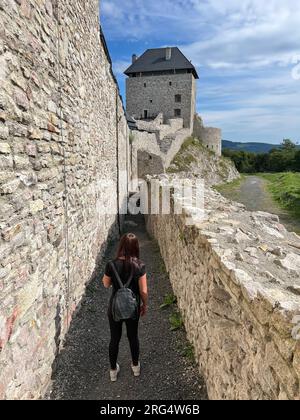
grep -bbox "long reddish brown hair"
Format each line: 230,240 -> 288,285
116,233 -> 140,272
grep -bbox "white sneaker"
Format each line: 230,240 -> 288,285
110,363 -> 120,382
131,362 -> 141,377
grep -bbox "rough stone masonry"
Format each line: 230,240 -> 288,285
146,176 -> 300,400
0,0 -> 129,399
1,0 -> 300,402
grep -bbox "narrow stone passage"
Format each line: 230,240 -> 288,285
50,215 -> 207,400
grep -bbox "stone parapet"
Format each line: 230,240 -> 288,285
146,177 -> 300,400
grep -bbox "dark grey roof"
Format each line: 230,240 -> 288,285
124,47 -> 199,79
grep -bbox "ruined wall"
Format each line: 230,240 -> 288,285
130,131 -> 163,182
130,127 -> 191,182
135,115 -> 184,141
126,74 -> 196,129
193,114 -> 222,156
146,179 -> 300,400
164,128 -> 191,168
0,0 -> 129,399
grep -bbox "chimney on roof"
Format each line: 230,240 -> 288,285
132,54 -> 138,64
166,47 -> 172,61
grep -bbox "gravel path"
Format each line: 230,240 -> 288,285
220,175 -> 300,234
230,176 -> 279,212
49,214 -> 207,400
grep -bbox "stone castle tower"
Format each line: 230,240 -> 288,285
124,47 -> 198,129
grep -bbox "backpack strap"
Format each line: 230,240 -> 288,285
110,262 -> 123,288
110,261 -> 134,289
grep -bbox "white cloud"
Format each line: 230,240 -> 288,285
101,0 -> 300,143
198,68 -> 300,142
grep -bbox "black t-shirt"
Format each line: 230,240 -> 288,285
105,258 -> 146,309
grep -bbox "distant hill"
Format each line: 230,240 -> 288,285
222,140 -> 300,153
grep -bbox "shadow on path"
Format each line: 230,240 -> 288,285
50,215 -> 207,400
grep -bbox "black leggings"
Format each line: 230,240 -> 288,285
108,311 -> 140,370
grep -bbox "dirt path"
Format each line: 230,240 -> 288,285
219,175 -> 300,234
49,214 -> 207,400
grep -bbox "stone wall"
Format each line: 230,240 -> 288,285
0,0 -> 129,399
130,127 -> 191,182
146,178 -> 300,400
135,114 -> 184,141
126,73 -> 196,129
193,114 -> 222,156
130,131 -> 162,183
164,128 -> 191,168
155,119 -> 184,141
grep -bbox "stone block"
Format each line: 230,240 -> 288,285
18,172 -> 38,187
17,272 -> 41,318
0,154 -> 13,170
14,155 -> 30,169
29,199 -> 44,215
2,223 -> 23,242
28,128 -> 42,140
15,90 -> 30,111
19,0 -> 32,18
0,143 -> 11,154
277,253 -> 300,272
48,100 -> 57,114
45,0 -> 53,16
0,178 -> 20,194
0,125 -> 9,140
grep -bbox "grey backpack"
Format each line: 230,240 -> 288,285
110,261 -> 138,322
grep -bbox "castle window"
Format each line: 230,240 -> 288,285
144,110 -> 148,119
175,94 -> 181,103
174,109 -> 181,117
144,83 -> 147,87
169,81 -> 172,86
150,100 -> 153,103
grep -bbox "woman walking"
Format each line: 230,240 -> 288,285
102,233 -> 148,382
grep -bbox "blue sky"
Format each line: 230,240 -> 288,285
100,0 -> 300,144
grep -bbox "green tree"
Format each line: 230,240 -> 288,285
254,153 -> 269,172
282,139 -> 296,150
223,138 -> 299,174
267,147 -> 295,172
294,150 -> 300,171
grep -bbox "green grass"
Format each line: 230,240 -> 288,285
169,312 -> 184,331
167,137 -> 204,173
180,136 -> 203,152
214,175 -> 245,195
167,136 -> 235,178
181,343 -> 195,362
258,172 -> 300,218
160,293 -> 177,309
167,153 -> 196,173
